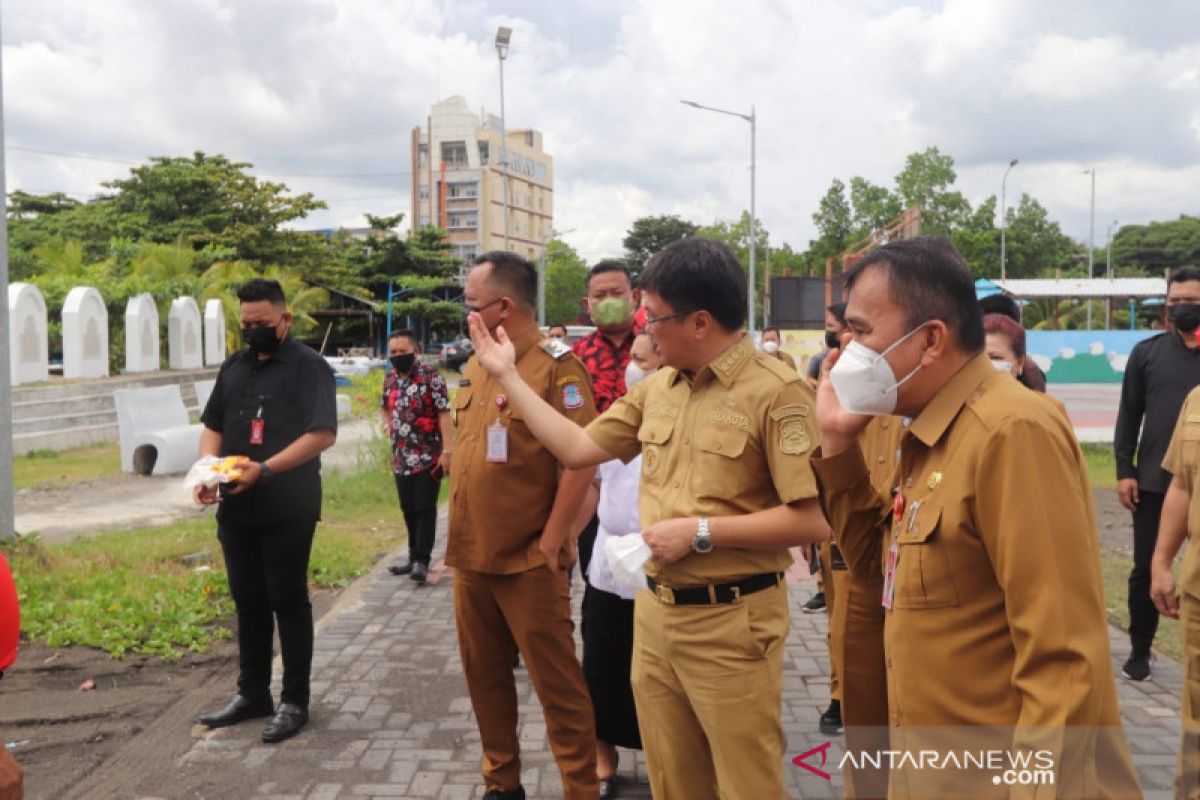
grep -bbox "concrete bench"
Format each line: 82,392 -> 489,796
113,385 -> 201,476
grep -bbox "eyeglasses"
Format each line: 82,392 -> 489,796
464,298 -> 504,315
644,309 -> 694,329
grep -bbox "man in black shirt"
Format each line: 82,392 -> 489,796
194,279 -> 338,743
1115,267 -> 1200,681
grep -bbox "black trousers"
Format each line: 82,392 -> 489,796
394,470 -> 440,566
577,514 -> 600,580
1129,490 -> 1165,654
218,518 -> 317,708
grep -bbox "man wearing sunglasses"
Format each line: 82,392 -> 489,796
467,237 -> 830,799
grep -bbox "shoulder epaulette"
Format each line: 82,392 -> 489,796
541,338 -> 572,360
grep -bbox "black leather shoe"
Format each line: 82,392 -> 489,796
482,788 -> 525,800
389,562 -> 414,576
197,694 -> 274,729
411,562 -> 428,584
261,702 -> 309,743
819,699 -> 843,735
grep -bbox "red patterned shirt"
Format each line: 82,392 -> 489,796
380,364 -> 450,476
571,327 -> 640,414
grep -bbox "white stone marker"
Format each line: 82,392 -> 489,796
125,293 -> 160,373
62,286 -> 109,379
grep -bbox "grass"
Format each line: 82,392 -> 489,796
1101,551 -> 1183,664
4,445 -> 408,660
1081,443 -> 1118,491
14,443 -> 122,489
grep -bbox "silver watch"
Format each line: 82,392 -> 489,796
692,517 -> 713,554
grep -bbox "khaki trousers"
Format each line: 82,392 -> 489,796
631,580 -> 790,800
453,566 -> 597,800
819,540 -> 848,703
1179,594 -> 1200,799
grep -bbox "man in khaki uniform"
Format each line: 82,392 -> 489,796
468,237 -> 831,800
813,237 -> 1138,797
1150,386 -> 1200,798
448,252 -> 598,800
759,326 -> 797,370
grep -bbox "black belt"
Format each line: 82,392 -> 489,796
646,572 -> 783,606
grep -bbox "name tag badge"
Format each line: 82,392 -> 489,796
250,417 -> 265,445
486,422 -> 509,463
882,539 -> 899,609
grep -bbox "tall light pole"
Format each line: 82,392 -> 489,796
681,99 -> 757,338
539,227 -> 576,328
1106,219 -> 1119,279
495,26 -> 512,252
1084,167 -> 1096,330
0,14 -> 13,542
999,158 -> 1018,280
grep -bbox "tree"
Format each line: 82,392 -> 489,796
949,196 -> 998,278
1111,216 -> 1200,275
1002,194 -> 1078,279
543,239 -> 589,326
622,215 -> 698,275
893,146 -> 970,235
848,177 -> 902,236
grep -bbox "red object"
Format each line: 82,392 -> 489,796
249,417 -> 265,445
495,395 -> 507,409
892,492 -> 906,522
0,552 -> 19,672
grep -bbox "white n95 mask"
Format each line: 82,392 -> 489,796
625,362 -> 652,388
828,324 -> 928,416
761,340 -> 780,354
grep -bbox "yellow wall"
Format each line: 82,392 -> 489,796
779,330 -> 827,373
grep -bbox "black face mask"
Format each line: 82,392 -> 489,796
242,325 -> 282,354
390,353 -> 417,373
1170,303 -> 1200,333
824,330 -> 841,350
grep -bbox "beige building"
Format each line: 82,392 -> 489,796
410,96 -> 554,265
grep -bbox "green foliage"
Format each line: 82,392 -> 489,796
1111,216 -> 1200,275
622,214 -> 698,275
893,146 -> 970,235
544,239 -> 589,325
1001,194 -> 1079,279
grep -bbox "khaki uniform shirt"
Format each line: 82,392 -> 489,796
814,354 -> 1137,796
446,328 -> 596,574
769,349 -> 797,371
585,335 -> 820,587
1161,386 -> 1200,599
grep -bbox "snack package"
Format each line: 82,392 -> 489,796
603,533 -> 652,596
183,455 -> 251,490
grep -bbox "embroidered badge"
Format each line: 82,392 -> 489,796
643,446 -> 660,477
770,404 -> 810,420
780,419 -> 811,455
562,383 -> 584,409
927,471 -> 943,491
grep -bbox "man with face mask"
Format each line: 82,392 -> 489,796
381,330 -> 451,584
194,278 -> 338,743
572,262 -> 643,579
812,238 -> 1138,796
1114,267 -> 1200,682
759,327 -> 797,370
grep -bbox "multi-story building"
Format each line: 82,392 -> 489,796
410,95 -> 554,266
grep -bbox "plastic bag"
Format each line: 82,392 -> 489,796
603,533 -> 652,596
183,455 -> 250,490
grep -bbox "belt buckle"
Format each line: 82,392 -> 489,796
729,584 -> 742,603
654,583 -> 676,605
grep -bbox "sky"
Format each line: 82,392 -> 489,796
2,0 -> 1197,267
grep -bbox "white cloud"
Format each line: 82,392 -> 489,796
1,0 -> 1197,267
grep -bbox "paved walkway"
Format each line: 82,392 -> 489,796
167,513 -> 1187,800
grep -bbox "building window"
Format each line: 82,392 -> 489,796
441,141 -> 468,169
419,185 -> 429,200
418,145 -> 428,168
448,213 -> 478,229
420,214 -> 430,226
448,181 -> 478,199
478,141 -> 490,165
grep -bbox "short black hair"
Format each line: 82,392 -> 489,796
389,329 -> 419,348
827,302 -> 847,325
1170,267 -> 1200,286
842,236 -> 984,353
587,260 -> 633,290
761,326 -> 781,338
979,293 -> 1021,322
237,278 -> 286,308
474,251 -> 536,310
548,323 -> 568,334
640,238 -> 746,331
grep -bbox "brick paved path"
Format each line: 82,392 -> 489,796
172,516 -> 1185,799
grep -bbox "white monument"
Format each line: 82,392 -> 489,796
167,296 -> 203,370
203,298 -> 226,366
62,286 -> 109,379
8,283 -> 49,385
125,293 -> 160,373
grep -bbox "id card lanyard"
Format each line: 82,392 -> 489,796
250,403 -> 265,445
486,395 -> 508,463
882,476 -> 923,609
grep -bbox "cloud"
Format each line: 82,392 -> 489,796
1,0 -> 1197,266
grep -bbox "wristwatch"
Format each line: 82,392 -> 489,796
692,517 -> 713,554
257,461 -> 275,484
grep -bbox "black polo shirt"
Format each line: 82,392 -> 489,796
201,335 -> 338,526
1115,330 -> 1200,494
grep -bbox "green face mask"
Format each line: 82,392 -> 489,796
591,296 -> 632,326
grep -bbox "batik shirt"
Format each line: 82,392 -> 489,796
380,363 -> 450,476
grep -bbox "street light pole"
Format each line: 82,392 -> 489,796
0,17 -> 13,542
1000,158 -> 1018,280
1107,219 -> 1119,279
495,27 -> 512,252
680,99 -> 757,339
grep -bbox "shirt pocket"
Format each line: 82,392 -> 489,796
892,502 -> 960,610
451,386 -> 473,429
1183,424 -> 1200,468
692,426 -> 752,497
637,419 -> 675,486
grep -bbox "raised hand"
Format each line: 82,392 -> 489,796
466,312 -> 516,378
814,347 -> 873,457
